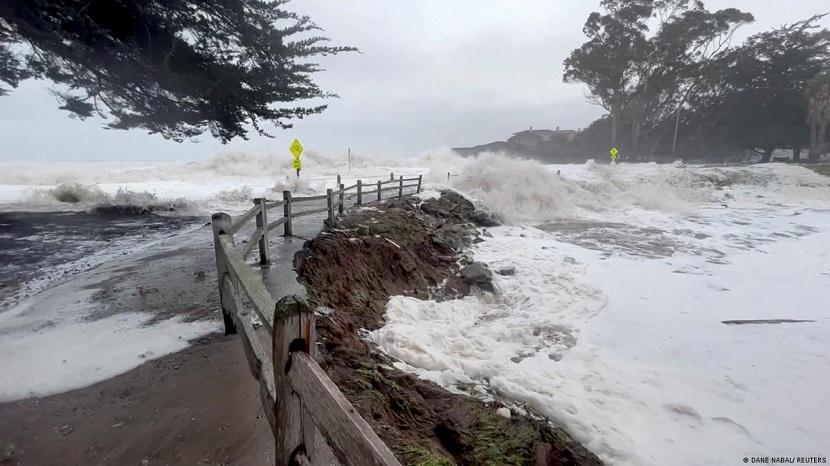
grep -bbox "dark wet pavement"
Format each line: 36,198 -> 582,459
0,210 -> 204,306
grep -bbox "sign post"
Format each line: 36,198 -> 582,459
290,139 -> 304,176
610,147 -> 619,163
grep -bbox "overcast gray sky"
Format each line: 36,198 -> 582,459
1,0 -> 828,161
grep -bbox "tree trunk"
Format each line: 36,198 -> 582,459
808,148 -> 821,163
611,108 -> 619,149
671,106 -> 682,156
793,148 -> 801,162
759,148 -> 773,163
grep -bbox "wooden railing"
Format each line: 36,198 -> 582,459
210,173 -> 422,465
224,173 -> 422,266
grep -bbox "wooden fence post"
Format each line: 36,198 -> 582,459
254,198 -> 270,265
339,183 -> 345,214
447,171 -> 450,181
417,175 -> 422,193
357,180 -> 362,206
211,213 -> 237,335
283,190 -> 293,237
377,180 -> 382,202
390,172 -> 394,181
273,297 -> 317,466
398,175 -> 403,198
326,188 -> 335,225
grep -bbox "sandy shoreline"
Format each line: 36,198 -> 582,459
0,207 -> 327,464
0,333 -> 273,465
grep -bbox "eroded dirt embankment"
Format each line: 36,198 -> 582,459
294,192 -> 602,466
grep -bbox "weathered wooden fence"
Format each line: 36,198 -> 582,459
210,173 -> 422,465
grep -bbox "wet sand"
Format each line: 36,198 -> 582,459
0,333 -> 273,465
0,209 -> 327,465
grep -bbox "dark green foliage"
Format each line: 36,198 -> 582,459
563,2 -> 830,162
0,0 -> 355,141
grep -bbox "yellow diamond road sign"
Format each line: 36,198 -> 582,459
610,147 -> 619,157
290,139 -> 304,159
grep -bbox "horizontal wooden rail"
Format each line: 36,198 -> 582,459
241,228 -> 264,261
229,204 -> 261,235
218,235 -> 276,332
288,352 -> 402,466
265,200 -> 285,210
361,188 -> 379,195
343,183 -> 359,191
292,206 -> 330,219
266,217 -> 288,233
222,275 -> 277,435
292,194 -> 328,202
380,186 -> 400,193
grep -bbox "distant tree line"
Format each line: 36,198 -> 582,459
563,0 -> 830,163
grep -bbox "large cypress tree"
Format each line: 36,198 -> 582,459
0,0 -> 355,142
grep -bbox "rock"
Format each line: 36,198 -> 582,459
534,443 -> 553,466
482,230 -> 493,238
461,262 -> 492,285
472,235 -> 485,244
420,191 -> 475,222
472,210 -> 502,227
496,266 -> 515,276
138,286 -> 159,295
432,228 -> 465,251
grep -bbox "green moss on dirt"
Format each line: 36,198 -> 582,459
295,193 -> 603,466
805,164 -> 830,177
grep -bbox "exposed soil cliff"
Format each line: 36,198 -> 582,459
294,192 -> 602,466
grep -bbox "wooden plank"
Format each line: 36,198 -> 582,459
380,186 -> 400,193
288,353 -> 402,466
292,194 -> 328,202
292,206 -> 330,218
265,200 -> 285,210
343,183 -> 359,191
211,213 -> 237,335
273,296 -> 316,466
283,191 -> 292,237
360,188 -> 378,195
266,216 -> 288,233
218,235 -> 275,332
222,275 -> 277,436
241,227 -> 263,261
327,189 -> 335,224
229,204 -> 261,235
722,319 -> 816,325
254,198 -> 270,265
